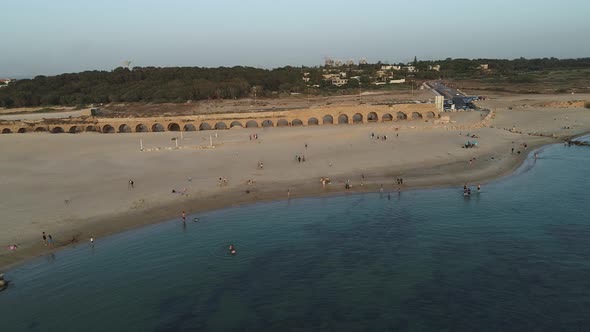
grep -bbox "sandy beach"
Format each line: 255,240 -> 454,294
1,93 -> 589,270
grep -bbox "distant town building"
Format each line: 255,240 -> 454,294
302,72 -> 311,82
403,66 -> 416,73
428,64 -> 441,71
346,59 -> 354,66
381,65 -> 401,71
0,78 -> 13,87
330,78 -> 348,86
324,57 -> 335,67
389,78 -> 406,84
359,58 -> 367,65
335,60 -> 343,67
478,64 -> 489,70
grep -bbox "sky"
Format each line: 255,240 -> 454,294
1,0 -> 589,77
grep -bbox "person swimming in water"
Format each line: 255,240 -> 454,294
477,184 -> 481,192
229,244 -> 236,255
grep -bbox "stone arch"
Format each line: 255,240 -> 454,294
382,113 -> 393,122
86,125 -> 97,132
199,122 -> 212,130
183,124 -> 196,131
2,128 -> 12,134
18,128 -> 28,133
396,112 -> 408,120
308,117 -> 319,125
135,124 -> 148,132
118,124 -> 132,133
276,119 -> 289,127
230,121 -> 243,128
261,119 -> 273,127
102,125 -> 115,133
323,115 -> 334,124
426,111 -> 436,119
151,123 -> 165,132
35,127 -> 47,132
68,126 -> 82,134
338,114 -> 349,124
411,112 -> 423,120
245,120 -> 258,128
292,119 -> 303,126
352,113 -> 363,124
215,122 -> 228,130
51,127 -> 65,134
168,123 -> 181,131
367,112 -> 378,122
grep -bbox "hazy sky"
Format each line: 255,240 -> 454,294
2,0 -> 589,77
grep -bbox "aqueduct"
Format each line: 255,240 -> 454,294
0,103 -> 438,134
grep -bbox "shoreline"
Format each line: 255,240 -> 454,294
0,136 -> 555,272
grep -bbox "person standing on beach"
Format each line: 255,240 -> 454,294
42,232 -> 47,246
129,179 -> 134,189
47,235 -> 54,248
182,211 -> 186,223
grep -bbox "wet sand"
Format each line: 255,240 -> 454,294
1,93 -> 589,270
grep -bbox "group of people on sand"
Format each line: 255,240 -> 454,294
371,132 -> 388,141
249,133 -> 259,140
295,155 -> 306,163
218,178 -> 229,186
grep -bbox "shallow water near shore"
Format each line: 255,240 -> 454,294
2,140 -> 590,331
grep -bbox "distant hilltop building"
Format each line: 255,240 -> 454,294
359,58 -> 367,65
478,64 -> 489,70
335,60 -> 343,67
428,64 -> 441,71
0,78 -> 14,87
381,65 -> 401,71
346,59 -> 354,66
324,57 -> 335,67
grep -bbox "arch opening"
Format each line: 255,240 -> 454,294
396,112 -> 408,120
35,127 -> 47,132
338,114 -> 349,124
86,125 -> 97,132
323,115 -> 333,124
382,113 -> 393,122
135,124 -> 148,132
292,119 -> 303,126
199,123 -> 212,131
102,125 -> 115,133
18,128 -> 27,133
367,112 -> 378,122
2,128 -> 12,134
168,123 -> 181,131
352,113 -> 363,124
118,124 -> 132,133
69,126 -> 82,134
426,111 -> 436,119
261,120 -> 273,127
151,123 -> 165,132
276,119 -> 289,127
411,112 -> 423,120
51,127 -> 65,134
230,121 -> 243,128
183,124 -> 196,131
245,120 -> 258,128
308,117 -> 319,125
214,122 -> 228,130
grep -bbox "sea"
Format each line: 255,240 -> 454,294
1,138 -> 589,332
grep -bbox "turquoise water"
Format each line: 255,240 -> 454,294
2,140 -> 590,331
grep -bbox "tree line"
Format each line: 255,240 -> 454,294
1,57 -> 589,108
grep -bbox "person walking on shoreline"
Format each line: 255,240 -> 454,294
47,235 -> 54,248
42,232 -> 47,246
182,211 -> 186,223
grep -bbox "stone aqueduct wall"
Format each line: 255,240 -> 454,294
0,103 -> 438,134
